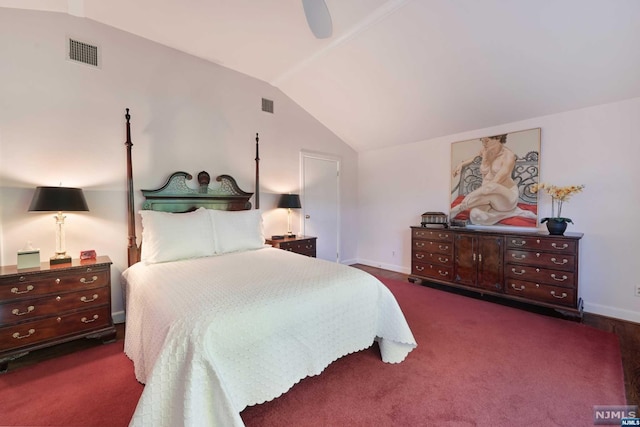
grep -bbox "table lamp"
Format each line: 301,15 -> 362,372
277,194 -> 301,238
28,186 -> 89,265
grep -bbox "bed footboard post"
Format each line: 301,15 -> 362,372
255,132 -> 260,210
125,108 -> 140,266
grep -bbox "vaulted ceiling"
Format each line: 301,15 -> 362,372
3,0 -> 640,151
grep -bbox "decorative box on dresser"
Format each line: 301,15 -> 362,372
409,226 -> 583,317
266,236 -> 317,257
0,256 -> 116,372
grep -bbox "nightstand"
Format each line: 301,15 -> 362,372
266,236 -> 317,257
0,256 -> 116,372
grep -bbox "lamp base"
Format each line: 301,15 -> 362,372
287,233 -> 296,238
50,255 -> 72,265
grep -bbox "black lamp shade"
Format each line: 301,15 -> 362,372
277,194 -> 301,209
28,187 -> 89,212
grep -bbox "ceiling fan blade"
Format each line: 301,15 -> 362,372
302,0 -> 333,39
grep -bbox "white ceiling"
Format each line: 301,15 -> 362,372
3,0 -> 640,151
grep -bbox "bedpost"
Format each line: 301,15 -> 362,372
125,108 -> 139,266
255,132 -> 260,210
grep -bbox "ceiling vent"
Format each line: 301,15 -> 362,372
262,98 -> 274,114
68,38 -> 99,67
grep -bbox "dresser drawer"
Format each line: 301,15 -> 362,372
505,264 -> 576,288
505,279 -> 576,307
279,239 -> 316,256
413,239 -> 453,256
506,236 -> 577,253
412,228 -> 453,242
505,250 -> 576,272
412,250 -> 453,267
0,305 -> 112,352
0,269 -> 109,301
412,261 -> 453,281
0,286 -> 110,325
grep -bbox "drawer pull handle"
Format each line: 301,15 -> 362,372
550,291 -> 568,299
438,257 -> 449,263
551,243 -> 569,250
511,254 -> 526,260
415,265 -> 424,272
11,285 -> 34,294
80,276 -> 98,284
511,284 -> 525,291
551,274 -> 568,282
305,245 -> 313,249
511,268 -> 526,275
550,257 -> 568,265
416,242 -> 425,248
13,329 -> 36,339
511,240 -> 526,246
81,315 -> 99,323
438,234 -> 449,239
415,253 -> 424,260
56,278 -> 60,284
438,245 -> 449,250
12,306 -> 35,316
416,232 -> 426,237
81,294 -> 99,303
438,270 -> 448,276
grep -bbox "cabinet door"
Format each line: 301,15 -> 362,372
454,234 -> 476,287
477,236 -> 503,291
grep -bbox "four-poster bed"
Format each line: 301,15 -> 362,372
120,109 -> 416,426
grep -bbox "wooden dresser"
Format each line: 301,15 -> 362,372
266,236 -> 317,257
409,226 -> 583,316
0,256 -> 116,371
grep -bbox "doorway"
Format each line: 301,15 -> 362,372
301,152 -> 340,262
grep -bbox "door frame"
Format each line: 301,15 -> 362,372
300,150 -> 341,262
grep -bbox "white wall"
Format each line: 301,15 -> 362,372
0,8 -> 359,322
358,97 -> 640,323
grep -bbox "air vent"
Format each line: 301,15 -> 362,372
262,98 -> 274,114
68,38 -> 99,67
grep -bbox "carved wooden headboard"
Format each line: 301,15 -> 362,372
124,109 -> 259,266
140,171 -> 252,213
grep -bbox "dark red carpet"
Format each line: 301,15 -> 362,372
0,339 -> 143,426
0,277 -> 625,426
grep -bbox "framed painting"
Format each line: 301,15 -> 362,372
450,128 -> 540,227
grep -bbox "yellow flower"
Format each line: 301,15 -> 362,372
531,182 -> 584,219
532,183 -> 584,201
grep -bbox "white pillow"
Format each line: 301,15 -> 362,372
139,208 -> 216,263
208,209 -> 265,254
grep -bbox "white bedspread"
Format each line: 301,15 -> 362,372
122,247 -> 416,427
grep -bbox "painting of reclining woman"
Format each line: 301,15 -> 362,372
450,128 -> 540,227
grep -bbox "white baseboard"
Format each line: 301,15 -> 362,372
583,302 -> 640,324
354,258 -> 410,275
112,310 -> 126,324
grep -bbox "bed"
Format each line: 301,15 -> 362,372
120,110 -> 417,427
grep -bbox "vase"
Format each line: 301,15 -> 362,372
545,218 -> 568,235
